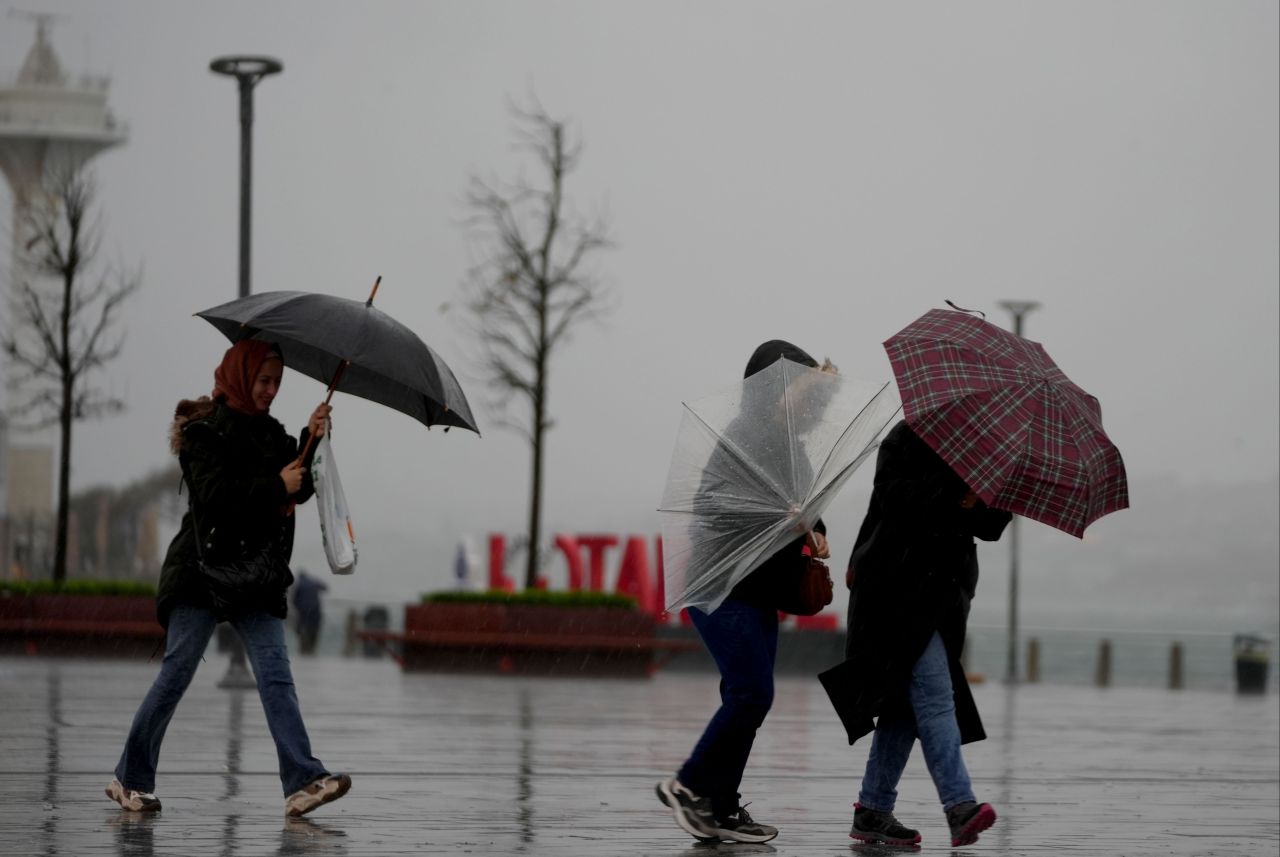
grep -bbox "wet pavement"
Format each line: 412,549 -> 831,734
0,655 -> 1276,856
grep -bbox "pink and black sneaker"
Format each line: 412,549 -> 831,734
946,800 -> 997,847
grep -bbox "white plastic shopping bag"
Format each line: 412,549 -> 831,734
311,426 -> 357,574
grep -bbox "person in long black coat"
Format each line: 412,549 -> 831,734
820,419 -> 1010,848
107,340 -> 351,818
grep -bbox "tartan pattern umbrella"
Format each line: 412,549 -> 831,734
884,307 -> 1128,538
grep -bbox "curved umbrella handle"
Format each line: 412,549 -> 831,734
295,360 -> 349,466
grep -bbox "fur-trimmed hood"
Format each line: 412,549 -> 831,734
168,396 -> 218,455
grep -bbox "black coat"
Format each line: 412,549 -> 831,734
820,420 -> 1010,745
156,399 -> 314,627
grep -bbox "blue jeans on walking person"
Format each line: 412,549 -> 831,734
114,605 -> 329,796
859,631 -> 975,812
679,598 -> 778,821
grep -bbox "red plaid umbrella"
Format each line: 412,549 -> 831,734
884,307 -> 1128,538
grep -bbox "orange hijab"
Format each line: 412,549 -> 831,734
212,340 -> 280,415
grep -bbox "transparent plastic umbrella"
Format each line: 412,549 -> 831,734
659,359 -> 901,614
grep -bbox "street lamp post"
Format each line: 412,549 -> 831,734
209,55 -> 282,689
209,55 -> 282,298
997,300 -> 1041,685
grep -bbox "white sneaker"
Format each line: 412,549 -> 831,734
285,773 -> 352,817
105,779 -> 161,812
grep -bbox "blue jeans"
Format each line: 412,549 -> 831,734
679,599 -> 778,821
858,631 -> 975,812
114,605 -> 328,796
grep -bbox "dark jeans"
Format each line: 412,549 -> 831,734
114,605 -> 329,796
679,598 -> 778,820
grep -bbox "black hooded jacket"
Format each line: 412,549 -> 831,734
156,398 -> 314,627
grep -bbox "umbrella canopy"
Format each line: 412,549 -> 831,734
196,288 -> 478,434
884,307 -> 1127,538
659,359 -> 900,614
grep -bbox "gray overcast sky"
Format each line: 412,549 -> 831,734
3,1 -> 1277,626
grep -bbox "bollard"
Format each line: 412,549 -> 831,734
362,606 -> 390,658
1095,639 -> 1112,688
343,609 -> 358,657
1026,637 -> 1040,683
1168,642 -> 1184,690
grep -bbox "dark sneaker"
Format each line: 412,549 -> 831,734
850,802 -> 921,845
946,801 -> 997,847
713,804 -> 778,843
656,777 -> 718,840
285,773 -> 352,817
105,779 -> 161,813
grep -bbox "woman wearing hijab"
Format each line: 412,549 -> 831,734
657,340 -> 833,845
106,340 -> 351,817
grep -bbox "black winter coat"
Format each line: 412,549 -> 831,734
821,420 -> 1010,745
156,399 -> 314,627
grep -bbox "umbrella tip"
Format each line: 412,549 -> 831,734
366,276 -> 383,307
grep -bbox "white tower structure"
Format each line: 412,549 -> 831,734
0,12 -> 126,574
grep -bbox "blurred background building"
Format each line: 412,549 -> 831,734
0,12 -> 127,579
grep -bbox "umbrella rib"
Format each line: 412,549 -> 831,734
782,361 -> 800,503
682,404 -> 792,505
806,442 -> 882,512
807,405 -> 900,511
670,517 -> 798,612
807,380 -> 895,498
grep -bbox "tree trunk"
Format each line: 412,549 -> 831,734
53,267 -> 74,583
53,392 -> 72,582
524,340 -> 548,589
525,394 -> 544,590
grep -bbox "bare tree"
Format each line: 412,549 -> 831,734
2,168 -> 140,583
461,103 -> 612,590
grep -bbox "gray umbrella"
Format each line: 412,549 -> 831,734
196,280 -> 479,437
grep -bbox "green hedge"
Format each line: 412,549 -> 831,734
421,589 -> 637,609
0,580 -> 156,597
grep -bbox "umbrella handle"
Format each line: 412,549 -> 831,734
295,360 -> 349,466
296,274 -> 378,463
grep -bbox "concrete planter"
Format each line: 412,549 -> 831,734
0,592 -> 162,657
400,601 -> 658,677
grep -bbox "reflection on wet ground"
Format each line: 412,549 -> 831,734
0,656 -> 1276,855
848,844 -> 919,856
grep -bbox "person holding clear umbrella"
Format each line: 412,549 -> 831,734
656,340 -> 835,844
